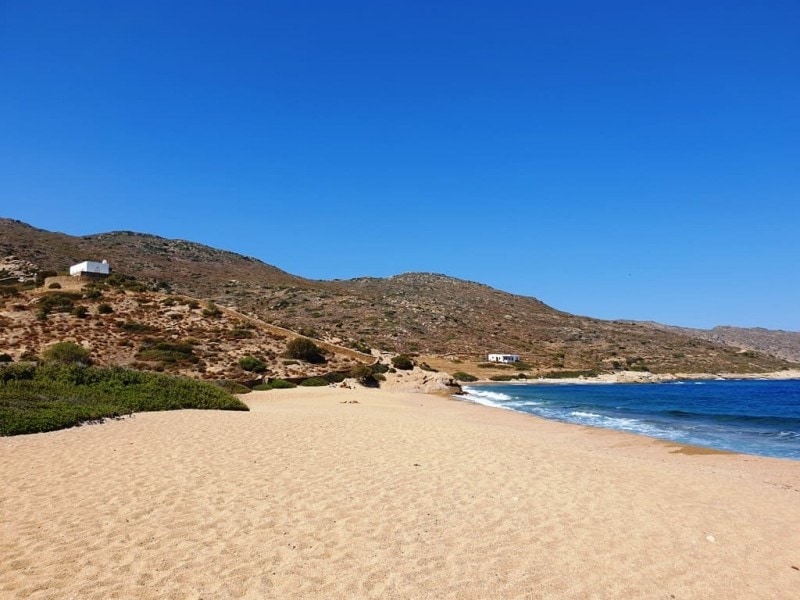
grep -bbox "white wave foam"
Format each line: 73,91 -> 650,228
570,411 -> 602,418
457,387 -> 514,409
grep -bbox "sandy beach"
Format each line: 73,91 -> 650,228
2,387 -> 800,599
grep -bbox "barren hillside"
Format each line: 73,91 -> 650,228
2,217 -> 798,374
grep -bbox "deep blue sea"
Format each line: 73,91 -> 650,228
458,380 -> 800,460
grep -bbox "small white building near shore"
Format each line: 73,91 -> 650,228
487,353 -> 520,364
69,260 -> 110,277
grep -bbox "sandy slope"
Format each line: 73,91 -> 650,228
2,387 -> 799,599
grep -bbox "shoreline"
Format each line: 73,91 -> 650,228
3,386 -> 800,597
472,368 -> 800,385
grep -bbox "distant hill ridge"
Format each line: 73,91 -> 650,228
628,321 -> 800,364
1,217 -> 797,374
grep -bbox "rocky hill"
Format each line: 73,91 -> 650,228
2,217 -> 798,375
0,279 -> 372,383
630,322 -> 800,364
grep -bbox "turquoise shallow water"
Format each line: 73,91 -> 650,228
458,379 -> 800,460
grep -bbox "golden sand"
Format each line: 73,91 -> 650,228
2,387 -> 799,598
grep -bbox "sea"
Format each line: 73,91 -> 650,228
458,379 -> 800,460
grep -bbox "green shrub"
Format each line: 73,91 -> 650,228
285,338 -> 326,364
187,300 -> 200,309
42,342 -> 91,366
137,341 -> 198,365
255,379 -> 297,390
48,282 -> 62,289
37,292 -> 80,315
349,364 -> 379,387
538,370 -> 600,379
0,364 -> 248,435
72,306 -> 89,319
489,375 -> 514,381
298,326 -> 319,339
299,377 -> 329,387
0,353 -> 13,363
213,380 -> 251,394
452,371 -> 478,382
238,355 -> 266,373
391,355 -> 414,370
120,321 -> 155,333
348,340 -> 372,354
202,302 -> 222,318
97,303 -> 114,314
325,372 -> 347,383
230,328 -> 254,339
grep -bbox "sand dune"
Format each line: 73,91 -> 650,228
2,387 -> 799,599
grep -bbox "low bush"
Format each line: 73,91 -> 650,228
72,306 -> 89,319
213,380 -> 251,394
299,377 -> 329,387
137,340 -> 198,365
538,370 -> 601,379
347,340 -> 372,355
42,342 -> 91,366
0,353 -> 13,363
391,355 -> 414,370
452,371 -> 478,382
253,379 -> 297,391
285,338 -> 326,364
202,302 -> 222,318
325,372 -> 347,383
38,292 -> 81,315
0,364 -> 248,435
97,303 -> 114,314
489,375 -> 514,381
349,364 -> 379,387
48,282 -> 62,289
238,356 -> 266,373
120,321 -> 155,333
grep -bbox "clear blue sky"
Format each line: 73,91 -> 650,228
2,1 -> 798,330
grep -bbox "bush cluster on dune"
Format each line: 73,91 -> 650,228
0,363 -> 248,436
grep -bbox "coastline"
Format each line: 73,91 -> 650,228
478,368 -> 800,385
3,386 -> 800,598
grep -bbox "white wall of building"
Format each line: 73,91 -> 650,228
487,353 -> 520,363
70,261 -> 110,276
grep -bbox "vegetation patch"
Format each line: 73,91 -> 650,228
238,355 -> 266,373
391,354 -> 414,370
137,340 -> 199,365
42,342 -> 91,366
213,380 -> 252,395
452,371 -> 478,382
348,364 -> 379,387
120,320 -> 156,334
538,369 -> 601,379
285,338 -> 326,364
253,379 -> 297,391
299,377 -> 329,387
0,364 -> 248,436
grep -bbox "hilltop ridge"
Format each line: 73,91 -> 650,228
1,217 -> 797,375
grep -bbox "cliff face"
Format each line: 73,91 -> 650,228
2,217 -> 798,374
